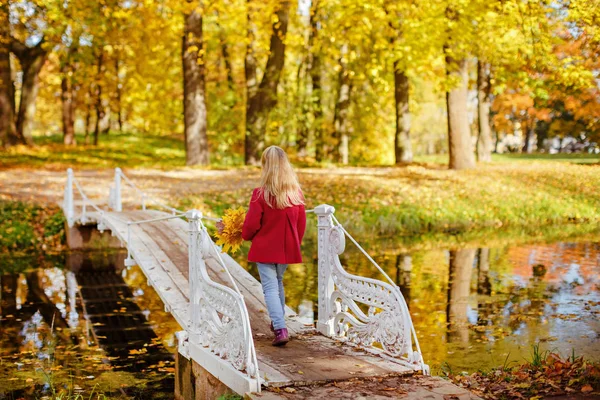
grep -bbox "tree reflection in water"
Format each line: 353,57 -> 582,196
246,233 -> 600,375
0,251 -> 177,399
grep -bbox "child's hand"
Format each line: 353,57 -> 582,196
216,220 -> 225,234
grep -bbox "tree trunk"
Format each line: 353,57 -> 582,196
296,54 -> 309,157
215,12 -> 234,91
182,2 -> 210,166
522,119 -> 536,153
446,57 -> 475,170
393,63 -> 412,163
308,0 -> 323,161
476,60 -> 492,162
115,57 -> 123,132
12,40 -> 47,145
244,0 -> 290,165
333,43 -> 352,164
93,52 -> 104,146
84,85 -> 92,144
0,4 -> 19,147
61,62 -> 76,146
383,3 -> 412,164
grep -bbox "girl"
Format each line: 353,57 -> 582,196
241,146 -> 306,346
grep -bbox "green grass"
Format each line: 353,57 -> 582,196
175,161 -> 600,239
2,132 -> 600,241
1,132 -> 187,169
0,201 -> 65,262
1,132 -> 599,170
415,152 -> 600,165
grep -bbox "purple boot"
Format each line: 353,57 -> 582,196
272,328 -> 289,346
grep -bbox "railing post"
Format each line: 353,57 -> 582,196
113,167 -> 122,212
186,209 -> 202,344
64,168 -> 75,227
314,204 -> 336,336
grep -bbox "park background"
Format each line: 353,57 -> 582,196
0,0 -> 600,399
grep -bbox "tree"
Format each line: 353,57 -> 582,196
244,0 -> 291,165
308,0 -> 324,162
182,1 -> 209,166
92,51 -> 104,146
0,2 -> 19,147
445,56 -> 474,170
476,60 -> 492,161
384,2 -> 412,164
11,38 -> 47,145
60,37 -> 80,146
333,43 -> 352,164
444,2 -> 475,170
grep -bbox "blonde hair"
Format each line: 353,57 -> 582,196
259,146 -> 304,209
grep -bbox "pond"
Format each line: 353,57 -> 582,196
1,229 -> 599,398
0,251 -> 178,399
240,228 -> 600,375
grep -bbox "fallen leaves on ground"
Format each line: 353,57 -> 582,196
448,352 -> 600,399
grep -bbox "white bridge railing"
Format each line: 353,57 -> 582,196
314,204 -> 428,374
186,210 -> 260,384
63,168 -> 261,391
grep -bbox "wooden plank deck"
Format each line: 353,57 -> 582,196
77,209 -> 413,390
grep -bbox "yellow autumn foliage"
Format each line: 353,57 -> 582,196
215,207 -> 246,254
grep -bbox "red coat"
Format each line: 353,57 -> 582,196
242,188 -> 306,264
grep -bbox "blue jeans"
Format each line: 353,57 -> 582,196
257,263 -> 288,330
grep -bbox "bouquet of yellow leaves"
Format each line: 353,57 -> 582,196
215,207 -> 246,253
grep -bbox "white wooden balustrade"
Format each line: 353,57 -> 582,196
314,204 -> 428,374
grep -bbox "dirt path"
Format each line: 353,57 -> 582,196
0,166 -> 405,207
0,167 -> 260,205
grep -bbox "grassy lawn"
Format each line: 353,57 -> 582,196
1,132 -> 599,238
1,132 -> 189,169
178,162 -> 600,237
414,153 -> 600,165
1,132 -> 598,169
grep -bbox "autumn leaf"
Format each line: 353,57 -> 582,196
581,385 -> 593,393
215,207 -> 246,254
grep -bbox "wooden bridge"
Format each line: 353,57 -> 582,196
62,168 -> 429,397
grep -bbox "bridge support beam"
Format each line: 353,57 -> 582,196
65,222 -> 122,250
175,351 -> 234,400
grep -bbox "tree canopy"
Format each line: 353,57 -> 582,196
0,0 -> 598,167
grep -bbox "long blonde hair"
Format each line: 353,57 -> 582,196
259,146 -> 304,209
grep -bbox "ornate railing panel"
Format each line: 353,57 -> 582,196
314,204 -> 428,373
187,211 -> 260,387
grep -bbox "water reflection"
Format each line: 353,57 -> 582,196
0,251 -> 178,398
447,249 -> 475,344
241,235 -> 600,374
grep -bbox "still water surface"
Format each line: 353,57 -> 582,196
0,232 -> 598,397
243,234 -> 600,374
